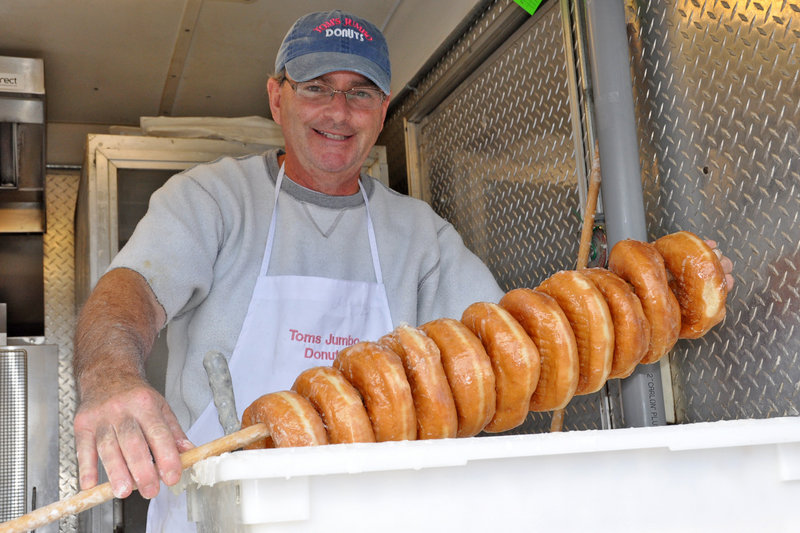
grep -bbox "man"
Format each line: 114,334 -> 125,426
74,9 -> 736,531
72,10 -> 505,531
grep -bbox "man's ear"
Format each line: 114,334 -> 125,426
267,77 -> 282,125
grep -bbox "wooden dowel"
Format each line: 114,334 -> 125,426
551,141 -> 602,432
577,165 -> 602,269
0,423 -> 269,533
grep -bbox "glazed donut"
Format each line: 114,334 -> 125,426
609,239 -> 681,363
581,268 -> 650,379
499,288 -> 580,411
537,270 -> 614,395
333,341 -> 417,442
379,325 -> 458,439
419,318 -> 496,437
241,390 -> 328,449
291,366 -> 376,444
653,231 -> 728,339
461,302 -> 540,433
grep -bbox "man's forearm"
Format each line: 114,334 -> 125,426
74,267 -> 166,399
72,267 -> 185,499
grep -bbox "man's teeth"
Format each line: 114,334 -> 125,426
318,130 -> 348,140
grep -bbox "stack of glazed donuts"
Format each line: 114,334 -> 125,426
241,231 -> 729,447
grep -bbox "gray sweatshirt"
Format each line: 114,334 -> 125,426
110,149 -> 504,428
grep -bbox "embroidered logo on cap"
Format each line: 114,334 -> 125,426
312,17 -> 374,42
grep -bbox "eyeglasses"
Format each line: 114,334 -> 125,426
286,79 -> 386,110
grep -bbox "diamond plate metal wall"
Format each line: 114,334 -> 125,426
381,0 -> 529,194
421,5 -> 579,290
44,172 -> 80,533
385,0 -> 799,431
415,2 -> 607,433
627,1 -> 800,422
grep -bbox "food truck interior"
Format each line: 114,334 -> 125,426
1,0 -> 798,531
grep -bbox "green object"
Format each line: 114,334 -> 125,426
513,0 -> 544,15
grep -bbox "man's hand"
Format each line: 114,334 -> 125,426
73,267 -> 191,499
74,375 -> 193,499
705,239 -> 735,292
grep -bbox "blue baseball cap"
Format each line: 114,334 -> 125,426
275,10 -> 391,95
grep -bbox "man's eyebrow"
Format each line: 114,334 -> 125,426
316,73 -> 379,90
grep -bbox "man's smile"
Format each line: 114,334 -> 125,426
315,128 -> 352,141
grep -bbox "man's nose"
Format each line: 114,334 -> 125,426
322,90 -> 351,118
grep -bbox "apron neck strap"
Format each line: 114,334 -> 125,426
360,180 -> 384,285
261,163 -> 384,284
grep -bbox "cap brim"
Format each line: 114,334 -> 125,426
284,52 -> 390,95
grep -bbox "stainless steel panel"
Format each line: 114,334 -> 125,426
25,343 -> 59,533
0,56 -> 45,95
0,97 -> 45,124
627,1 -> 800,422
0,347 -> 26,523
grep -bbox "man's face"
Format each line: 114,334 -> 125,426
268,70 -> 390,192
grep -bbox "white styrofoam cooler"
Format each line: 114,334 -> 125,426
185,416 -> 800,532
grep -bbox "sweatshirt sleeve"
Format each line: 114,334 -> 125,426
416,220 -> 505,324
108,171 -> 225,322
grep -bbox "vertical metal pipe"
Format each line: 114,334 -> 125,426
584,0 -> 666,428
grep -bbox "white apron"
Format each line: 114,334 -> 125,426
147,164 -> 393,532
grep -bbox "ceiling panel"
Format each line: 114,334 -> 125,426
0,0 -> 184,124
0,0 -> 484,126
